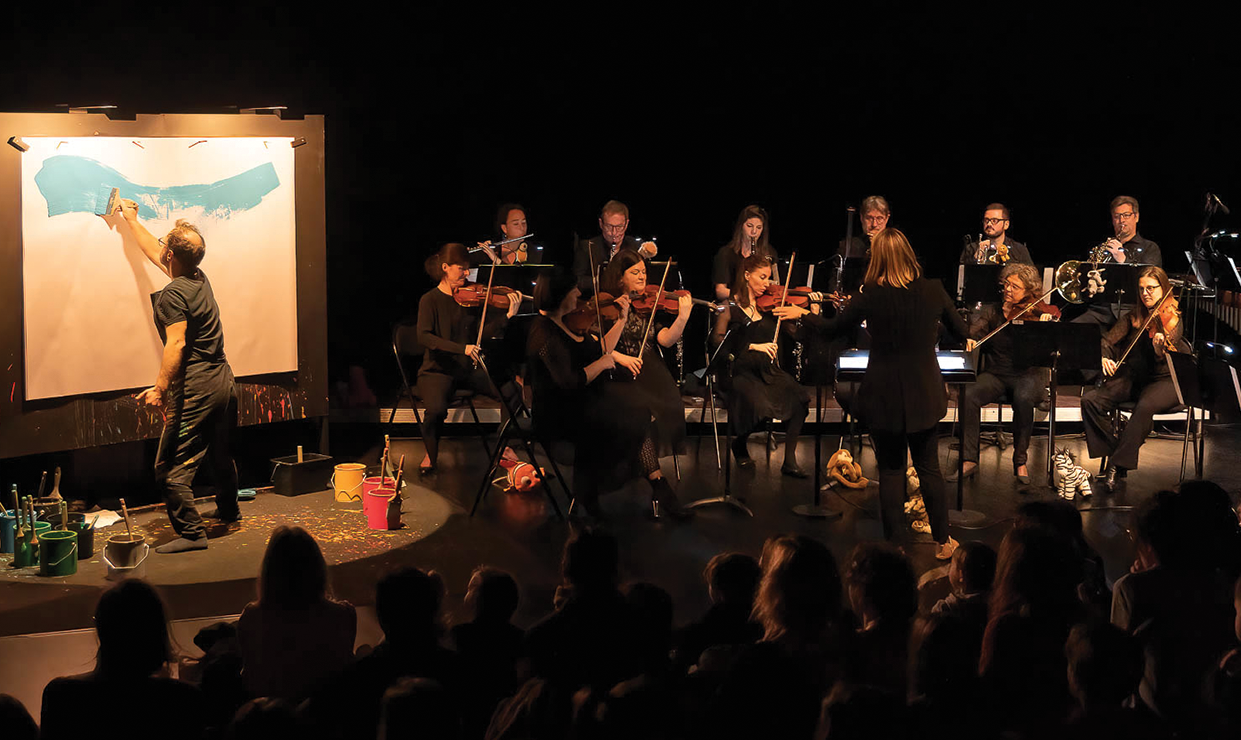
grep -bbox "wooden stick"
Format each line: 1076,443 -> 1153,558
59,501 -> 68,531
27,498 -> 38,548
392,454 -> 406,499
771,252 -> 797,343
638,259 -> 673,363
15,497 -> 26,540
120,498 -> 134,539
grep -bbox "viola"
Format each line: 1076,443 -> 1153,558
563,292 -> 621,336
1003,298 -> 1060,322
452,282 -> 530,309
629,286 -> 722,316
1146,295 -> 1180,340
754,285 -> 823,311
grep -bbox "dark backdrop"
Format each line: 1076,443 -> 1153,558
2,3 -> 1238,395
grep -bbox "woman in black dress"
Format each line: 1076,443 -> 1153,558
712,253 -> 811,478
525,268 -> 689,520
415,242 -> 519,473
790,229 -> 967,559
601,249 -> 692,460
712,204 -> 780,301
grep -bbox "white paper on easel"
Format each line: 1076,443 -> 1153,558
21,137 -> 298,400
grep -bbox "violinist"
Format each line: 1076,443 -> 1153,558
958,203 -> 1033,265
711,254 -> 812,479
712,205 -> 779,301
792,229 -> 967,559
415,243 -> 520,474
1082,266 -> 1187,492
525,268 -> 687,520
955,263 -> 1058,485
601,250 -> 693,463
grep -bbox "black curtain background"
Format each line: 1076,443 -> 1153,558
3,3 -> 1238,395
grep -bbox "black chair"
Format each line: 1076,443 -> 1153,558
1098,400 -> 1196,480
389,319 -> 492,459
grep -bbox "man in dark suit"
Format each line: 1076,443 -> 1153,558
836,194 -> 890,260
959,203 -> 1033,265
573,199 -> 658,295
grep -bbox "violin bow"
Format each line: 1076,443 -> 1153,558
472,246 -> 501,370
770,252 -> 797,343
588,239 -> 609,373
1115,284 -> 1181,369
972,283 -> 1060,350
638,259 -> 673,364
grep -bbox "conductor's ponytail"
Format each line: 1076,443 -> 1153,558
425,243 -> 471,280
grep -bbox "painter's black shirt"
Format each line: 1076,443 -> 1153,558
150,269 -> 229,393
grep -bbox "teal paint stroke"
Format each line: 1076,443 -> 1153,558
34,155 -> 281,220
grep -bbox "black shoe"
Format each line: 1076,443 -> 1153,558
155,537 -> 208,554
946,463 -> 977,483
202,508 -> 241,523
781,464 -> 809,479
731,438 -> 753,469
1100,465 -> 1127,492
650,478 -> 694,521
1013,465 -> 1031,485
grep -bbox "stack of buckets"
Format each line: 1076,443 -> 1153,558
2,500 -> 77,577
334,462 -> 400,531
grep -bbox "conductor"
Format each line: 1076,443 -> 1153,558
115,199 -> 240,554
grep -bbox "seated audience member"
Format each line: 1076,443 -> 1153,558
1063,622 -> 1168,740
674,552 -> 764,672
980,526 -> 1085,736
40,580 -> 206,740
908,615 -> 985,740
237,526 -> 357,702
841,543 -> 918,698
0,694 -> 38,740
379,678 -> 460,740
309,567 -> 460,740
931,540 -> 995,628
525,528 -> 640,695
188,621 -> 247,731
225,698 -> 302,740
1016,500 -> 1112,618
1178,478 -> 1241,580
596,583 -> 679,739
1112,491 -> 1236,734
706,536 -> 846,740
1209,574 -> 1241,738
450,566 -> 524,739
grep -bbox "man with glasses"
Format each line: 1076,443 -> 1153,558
1100,195 -> 1161,266
573,199 -> 658,295
959,203 -> 1033,265
836,194 -> 891,260
114,199 -> 240,554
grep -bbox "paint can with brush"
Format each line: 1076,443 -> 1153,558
0,484 -> 17,554
104,498 -> 147,581
67,513 -> 98,560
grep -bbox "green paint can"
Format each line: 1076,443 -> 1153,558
39,530 -> 78,577
11,521 -> 51,568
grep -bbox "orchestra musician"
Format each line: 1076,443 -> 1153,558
601,250 -> 693,465
475,203 -> 544,265
791,229 -> 968,559
836,195 -> 891,260
959,203 -> 1033,265
415,243 -> 520,474
711,254 -> 812,479
712,205 -> 779,301
954,263 -> 1059,485
1081,266 -> 1187,492
573,200 -> 658,295
1101,195 -> 1162,266
525,267 -> 688,520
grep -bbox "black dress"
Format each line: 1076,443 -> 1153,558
525,316 -> 652,493
605,309 -> 688,457
713,304 -> 810,435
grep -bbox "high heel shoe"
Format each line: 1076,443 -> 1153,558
650,478 -> 693,521
1014,463 -> 1031,485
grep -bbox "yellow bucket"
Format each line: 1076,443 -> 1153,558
332,463 -> 367,503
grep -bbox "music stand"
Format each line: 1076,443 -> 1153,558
957,264 -> 1003,305
474,263 -> 555,293
1169,351 -> 1241,480
792,381 -> 844,520
1186,250 -> 1241,344
685,327 -> 754,517
1091,262 -> 1142,307
1011,321 -> 1102,487
830,258 -> 869,295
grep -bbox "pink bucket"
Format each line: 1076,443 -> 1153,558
362,476 -> 395,499
365,487 -> 398,530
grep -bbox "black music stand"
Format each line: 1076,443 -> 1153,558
474,263 -> 554,293
1092,262 -> 1142,307
685,327 -> 754,517
792,381 -> 844,520
1011,322 -> 1102,487
957,264 -> 1003,305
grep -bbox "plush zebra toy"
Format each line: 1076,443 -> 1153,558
1052,448 -> 1092,500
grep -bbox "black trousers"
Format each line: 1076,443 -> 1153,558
417,368 -> 498,466
1081,372 -> 1180,470
871,426 -> 949,545
154,370 -> 239,541
961,369 -> 1044,467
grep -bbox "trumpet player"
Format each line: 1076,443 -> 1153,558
1081,266 -> 1186,492
1101,196 -> 1162,266
959,203 -> 1033,265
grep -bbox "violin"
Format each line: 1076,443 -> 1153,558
1003,298 -> 1060,322
1146,295 -> 1180,340
754,285 -> 826,311
563,292 -> 621,336
629,286 -> 723,316
452,282 -> 530,309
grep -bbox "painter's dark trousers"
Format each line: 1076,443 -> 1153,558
1081,371 -> 1180,470
154,366 -> 239,540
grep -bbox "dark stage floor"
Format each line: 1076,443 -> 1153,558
3,418 -> 1237,643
